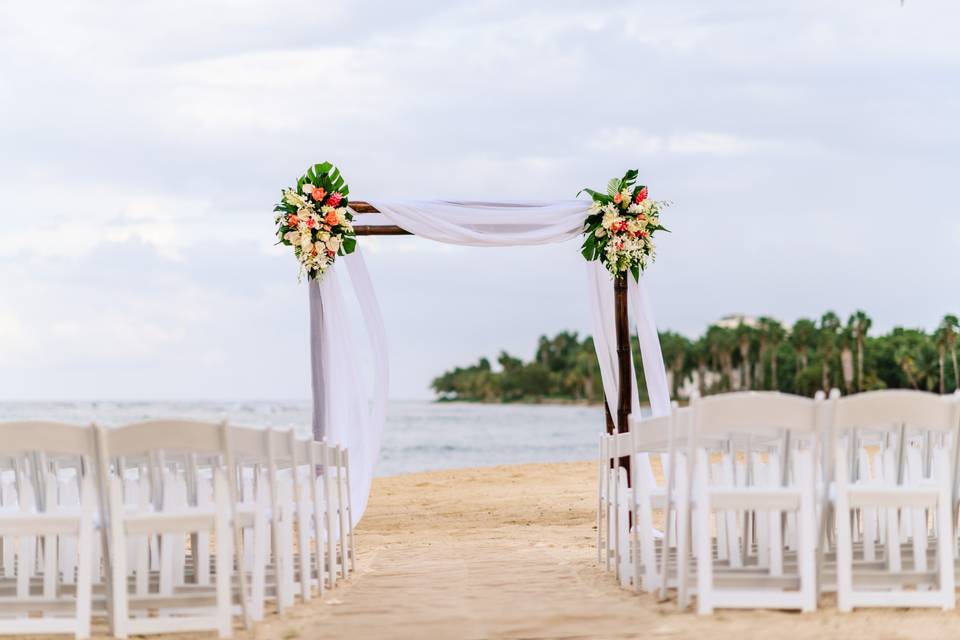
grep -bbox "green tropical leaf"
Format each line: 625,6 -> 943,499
606,178 -> 621,197
578,188 -> 612,204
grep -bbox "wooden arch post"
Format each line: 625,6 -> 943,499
350,201 -> 633,450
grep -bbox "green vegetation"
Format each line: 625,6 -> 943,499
431,312 -> 960,403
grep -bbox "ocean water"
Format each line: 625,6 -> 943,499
0,400 -> 604,477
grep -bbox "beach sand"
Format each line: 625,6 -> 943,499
231,460 -> 956,640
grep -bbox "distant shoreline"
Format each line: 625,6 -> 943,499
433,397 -> 604,407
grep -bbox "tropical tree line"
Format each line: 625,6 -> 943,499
431,313 -> 960,404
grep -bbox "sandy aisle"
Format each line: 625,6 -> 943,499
228,461 -> 957,640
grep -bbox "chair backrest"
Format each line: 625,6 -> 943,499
693,391 -> 818,437
266,428 -> 296,468
292,436 -> 313,468
627,414 -> 672,452
229,424 -> 268,464
98,420 -> 227,459
832,390 -> 960,433
0,421 -> 96,458
325,444 -> 339,468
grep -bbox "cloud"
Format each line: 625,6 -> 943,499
585,128 -> 788,157
1,0 -> 959,400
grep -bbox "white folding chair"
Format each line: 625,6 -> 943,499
0,422 -> 97,639
689,392 -> 820,614
96,420 -> 234,638
224,425 -> 274,622
828,390 -> 960,611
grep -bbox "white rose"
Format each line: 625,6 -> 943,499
301,183 -> 314,194
284,230 -> 300,244
326,236 -> 341,252
299,234 -> 313,252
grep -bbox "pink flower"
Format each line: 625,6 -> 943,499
327,192 -> 343,208
634,187 -> 648,204
306,218 -> 315,229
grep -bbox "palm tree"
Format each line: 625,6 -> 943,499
791,318 -> 817,373
839,326 -> 855,394
896,346 -> 921,390
756,317 -> 785,390
736,322 -> 753,391
660,331 -> 691,399
764,318 -> 786,391
935,326 -> 948,395
754,318 -> 770,389
848,310 -> 872,391
819,312 -> 841,392
939,315 -> 959,391
690,336 -> 709,397
706,325 -> 737,391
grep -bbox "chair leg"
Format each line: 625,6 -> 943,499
836,484 -> 853,612
676,455 -> 692,611
797,451 -> 817,613
251,494 -> 268,621
109,481 -> 129,639
695,449 -> 713,615
935,450 -> 955,610
75,479 -> 95,640
214,472 -> 233,639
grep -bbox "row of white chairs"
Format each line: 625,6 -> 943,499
0,420 -> 354,638
598,389 -> 960,614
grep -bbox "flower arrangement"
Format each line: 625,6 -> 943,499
274,162 -> 357,281
579,169 -> 668,280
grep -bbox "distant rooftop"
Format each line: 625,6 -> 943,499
714,314 -> 760,329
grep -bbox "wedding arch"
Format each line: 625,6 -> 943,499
274,163 -> 672,521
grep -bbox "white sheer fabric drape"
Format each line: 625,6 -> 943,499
310,199 -> 670,524
309,249 -> 388,520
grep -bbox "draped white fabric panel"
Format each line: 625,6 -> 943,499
310,200 -> 670,524
309,249 -> 388,520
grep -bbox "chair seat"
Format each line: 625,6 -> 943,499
707,487 -> 801,510
0,510 -> 86,535
124,508 -> 218,535
845,484 -> 940,508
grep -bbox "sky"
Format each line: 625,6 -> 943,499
1,1 -> 959,401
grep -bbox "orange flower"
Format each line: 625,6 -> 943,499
324,210 -> 339,226
613,192 -> 622,204
312,187 -> 326,201
287,214 -> 299,227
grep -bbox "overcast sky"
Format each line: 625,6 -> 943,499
1,1 -> 958,401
